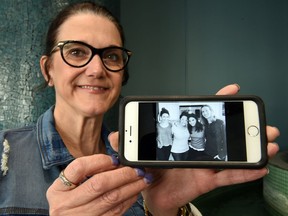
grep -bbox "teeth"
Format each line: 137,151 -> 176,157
81,86 -> 104,90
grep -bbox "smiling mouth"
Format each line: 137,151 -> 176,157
80,85 -> 108,91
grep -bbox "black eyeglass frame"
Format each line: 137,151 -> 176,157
50,40 -> 132,72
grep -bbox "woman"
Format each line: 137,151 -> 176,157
201,105 -> 226,160
0,2 -> 146,215
0,2 -> 280,216
170,111 -> 190,161
156,107 -> 173,160
187,113 -> 205,160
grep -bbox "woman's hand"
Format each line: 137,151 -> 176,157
108,84 -> 279,216
141,84 -> 280,216
46,154 -> 150,215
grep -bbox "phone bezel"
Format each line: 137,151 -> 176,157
118,95 -> 268,169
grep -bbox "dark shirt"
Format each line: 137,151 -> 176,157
204,119 -> 227,159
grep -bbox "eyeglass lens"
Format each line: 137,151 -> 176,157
61,41 -> 129,71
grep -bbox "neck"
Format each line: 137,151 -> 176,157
54,107 -> 105,158
160,121 -> 169,127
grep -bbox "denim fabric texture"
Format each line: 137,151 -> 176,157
0,106 -> 144,215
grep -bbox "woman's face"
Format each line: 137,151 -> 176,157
44,13 -> 123,117
202,106 -> 212,119
180,115 -> 188,127
160,113 -> 170,123
188,117 -> 196,126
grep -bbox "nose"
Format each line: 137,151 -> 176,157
84,54 -> 106,77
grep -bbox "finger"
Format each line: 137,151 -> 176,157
267,142 -> 279,159
58,170 -> 78,189
109,131 -> 119,152
88,177 -> 148,215
53,154 -> 119,191
215,84 -> 240,95
266,125 -> 280,142
60,168 -> 148,215
75,167 -> 146,201
47,166 -> 148,215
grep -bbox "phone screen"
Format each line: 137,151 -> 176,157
137,101 -> 247,162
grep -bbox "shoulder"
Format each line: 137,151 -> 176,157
216,119 -> 224,125
0,125 -> 36,140
0,126 -> 36,176
0,125 -> 36,151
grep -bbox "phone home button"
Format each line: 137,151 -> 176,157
247,125 -> 259,137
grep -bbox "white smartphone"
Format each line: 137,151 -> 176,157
119,95 -> 268,168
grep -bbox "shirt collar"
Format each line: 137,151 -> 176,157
37,106 -> 116,170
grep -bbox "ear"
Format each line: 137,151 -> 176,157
40,56 -> 53,86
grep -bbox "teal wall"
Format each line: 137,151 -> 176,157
0,0 -> 287,150
120,0 -> 288,151
0,0 -> 120,131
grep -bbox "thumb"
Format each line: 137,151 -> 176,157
108,131 -> 119,152
216,83 -> 240,95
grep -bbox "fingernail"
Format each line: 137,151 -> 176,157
144,173 -> 154,184
135,168 -> 146,177
234,83 -> 241,92
266,167 -> 270,175
111,154 -> 120,166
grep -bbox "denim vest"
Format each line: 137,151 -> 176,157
0,106 -> 144,216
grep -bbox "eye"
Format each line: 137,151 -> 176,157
103,49 -> 123,63
107,53 -> 119,61
68,47 -> 89,58
63,44 -> 90,59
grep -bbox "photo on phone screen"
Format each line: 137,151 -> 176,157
138,101 -> 247,161
120,96 -> 267,168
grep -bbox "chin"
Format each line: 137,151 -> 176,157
79,106 -> 108,117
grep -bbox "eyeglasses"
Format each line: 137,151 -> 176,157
51,40 -> 132,72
